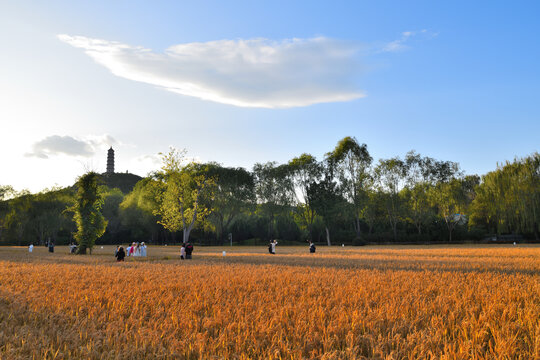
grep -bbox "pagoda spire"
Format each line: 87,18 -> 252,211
106,147 -> 115,174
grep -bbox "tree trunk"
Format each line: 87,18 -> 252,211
325,227 -> 331,246
183,227 -> 192,244
355,217 -> 362,239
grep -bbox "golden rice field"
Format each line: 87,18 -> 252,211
0,245 -> 539,359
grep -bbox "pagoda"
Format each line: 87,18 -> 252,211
106,147 -> 115,174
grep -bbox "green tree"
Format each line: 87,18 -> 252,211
206,164 -> 255,244
253,161 -> 294,239
102,187 -> 125,242
288,153 -> 322,241
470,153 -> 539,239
326,137 -> 372,240
0,185 -> 15,201
120,178 -> 163,243
429,176 -> 478,242
308,159 -> 350,246
374,157 -> 406,241
2,194 -> 32,245
29,188 -> 74,245
153,148 -> 216,243
70,172 -> 107,254
0,185 -> 15,241
402,152 -> 438,235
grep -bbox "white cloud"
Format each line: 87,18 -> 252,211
25,134 -> 117,159
58,35 -> 365,108
382,29 -> 436,53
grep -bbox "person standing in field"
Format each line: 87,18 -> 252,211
115,246 -> 126,262
309,242 -> 316,253
271,239 -> 278,254
140,242 -> 147,257
29,244 -> 33,253
180,243 -> 186,260
185,242 -> 193,259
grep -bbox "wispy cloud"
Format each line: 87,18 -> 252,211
58,35 -> 365,108
25,134 -> 117,159
382,29 -> 437,53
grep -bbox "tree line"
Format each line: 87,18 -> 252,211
1,137 -> 538,247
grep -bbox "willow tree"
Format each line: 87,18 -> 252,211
70,172 -> 107,254
471,153 -> 540,239
153,148 -> 216,243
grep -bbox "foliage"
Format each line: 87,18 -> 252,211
374,157 -> 406,241
1,142 -> 538,246
153,148 -> 217,243
69,172 -> 107,254
326,137 -> 372,239
471,153 -> 540,239
119,178 -> 162,243
206,164 -> 255,243
253,161 -> 294,239
288,153 -> 321,241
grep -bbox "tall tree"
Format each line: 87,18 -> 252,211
206,164 -> 255,243
308,158 -> 350,246
102,187 -> 125,242
374,157 -> 406,241
403,151 -> 439,234
253,161 -> 294,239
288,153 -> 322,241
120,178 -> 163,243
153,148 -> 216,243
326,137 -> 372,239
0,185 -> 15,241
470,153 -> 539,239
70,172 -> 107,254
429,175 -> 478,242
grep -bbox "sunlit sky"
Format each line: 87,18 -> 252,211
1,1 -> 539,193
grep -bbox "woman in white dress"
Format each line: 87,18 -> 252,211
140,242 -> 147,257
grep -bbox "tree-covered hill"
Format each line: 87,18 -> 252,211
99,172 -> 143,194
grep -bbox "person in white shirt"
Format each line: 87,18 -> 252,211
271,239 -> 278,254
29,244 -> 33,253
180,244 -> 186,260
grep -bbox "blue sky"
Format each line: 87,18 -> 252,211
1,1 -> 539,192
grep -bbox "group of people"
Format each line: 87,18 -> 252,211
28,241 -> 55,253
268,240 -> 316,254
180,242 -> 194,259
115,242 -> 147,261
29,239 -> 315,260
115,242 -> 194,261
